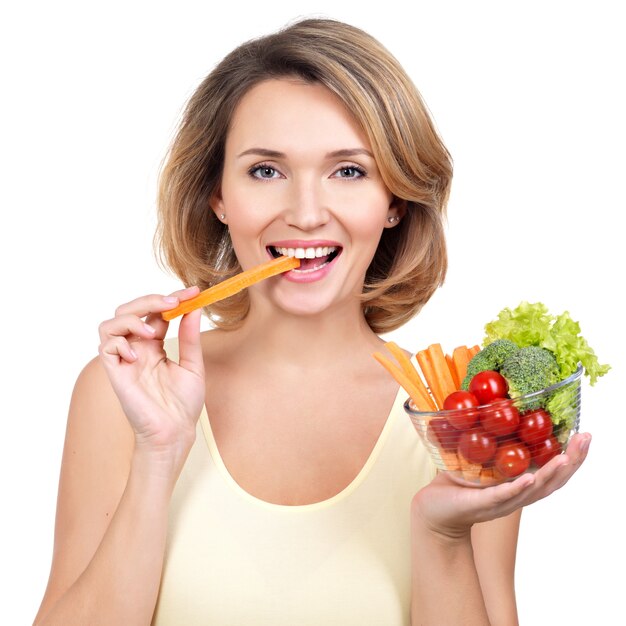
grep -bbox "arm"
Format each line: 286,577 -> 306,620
410,516 -> 491,625
410,433 -> 590,625
34,374 -> 183,625
410,511 -> 521,626
33,288 -> 203,626
472,511 -> 521,625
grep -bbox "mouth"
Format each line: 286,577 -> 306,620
267,244 -> 342,273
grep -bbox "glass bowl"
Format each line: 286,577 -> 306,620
404,365 -> 582,487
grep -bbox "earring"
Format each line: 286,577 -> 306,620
220,214 -> 226,220
387,216 -> 400,223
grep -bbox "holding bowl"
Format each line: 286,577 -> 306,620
405,365 -> 582,487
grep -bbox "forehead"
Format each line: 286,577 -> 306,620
225,79 -> 371,154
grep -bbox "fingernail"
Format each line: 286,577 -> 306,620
144,323 -> 156,334
129,348 -> 138,360
163,296 -> 178,304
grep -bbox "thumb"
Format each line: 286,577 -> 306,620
178,308 -> 204,376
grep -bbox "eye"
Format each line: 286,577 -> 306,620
333,165 -> 366,179
248,163 -> 281,180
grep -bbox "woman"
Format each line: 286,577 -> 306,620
33,18 -> 590,625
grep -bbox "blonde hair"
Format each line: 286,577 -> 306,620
156,18 -> 452,333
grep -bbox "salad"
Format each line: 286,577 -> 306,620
375,301 -> 610,484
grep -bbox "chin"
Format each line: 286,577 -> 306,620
270,286 -> 358,320
275,298 -> 335,318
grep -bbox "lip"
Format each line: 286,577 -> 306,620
281,251 -> 341,283
265,239 -> 343,283
267,239 -> 343,249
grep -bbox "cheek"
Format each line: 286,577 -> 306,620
342,196 -> 390,241
226,215 -> 267,255
221,185 -> 275,232
348,221 -> 386,251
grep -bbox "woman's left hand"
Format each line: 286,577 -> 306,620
412,432 -> 591,539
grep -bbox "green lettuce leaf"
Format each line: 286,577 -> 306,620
483,301 -> 610,385
484,301 -> 555,351
549,311 -> 610,384
545,384 -> 581,432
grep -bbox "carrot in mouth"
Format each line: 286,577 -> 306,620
161,255 -> 300,321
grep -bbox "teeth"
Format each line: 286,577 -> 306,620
274,246 -> 336,259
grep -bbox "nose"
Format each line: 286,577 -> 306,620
282,176 -> 330,231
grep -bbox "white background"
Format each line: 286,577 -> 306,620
2,1 -> 623,623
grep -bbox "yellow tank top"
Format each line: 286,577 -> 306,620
152,340 -> 436,625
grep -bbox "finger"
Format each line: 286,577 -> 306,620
565,432 -> 592,465
458,472 -> 535,523
178,308 -> 204,377
518,452 -> 574,501
169,285 -> 201,300
541,434 -> 592,492
489,472 -> 536,506
533,433 -> 591,483
145,286 -> 201,336
99,335 -> 138,365
477,434 -> 592,517
98,314 -> 159,344
114,289 -> 193,319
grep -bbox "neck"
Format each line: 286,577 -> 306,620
231,298 -> 385,368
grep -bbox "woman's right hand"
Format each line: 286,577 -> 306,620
98,286 -> 205,465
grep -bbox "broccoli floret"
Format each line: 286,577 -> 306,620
461,339 -> 520,390
500,346 -> 560,398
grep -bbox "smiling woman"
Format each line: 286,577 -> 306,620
33,17 -> 591,626
156,20 -> 451,332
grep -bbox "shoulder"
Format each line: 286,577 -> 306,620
61,357 -> 134,489
68,356 -> 135,460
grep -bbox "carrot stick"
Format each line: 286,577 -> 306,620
416,350 -> 444,410
445,353 -> 460,390
162,256 -> 300,321
452,345 -> 472,387
372,352 -> 433,412
438,450 -> 461,472
458,451 -> 482,483
427,343 -> 457,403
479,467 -> 497,486
469,344 -> 481,358
385,342 -> 437,411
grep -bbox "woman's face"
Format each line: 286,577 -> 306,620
212,78 -> 404,318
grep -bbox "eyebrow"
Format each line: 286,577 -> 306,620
236,147 -> 374,159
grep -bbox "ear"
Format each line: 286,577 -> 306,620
209,187 -> 225,220
384,196 -> 408,228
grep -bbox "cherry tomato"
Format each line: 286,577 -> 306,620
443,391 -> 479,430
427,417 -> 461,451
458,428 -> 497,464
495,442 -> 531,477
518,409 -> 553,446
480,400 -> 520,437
468,370 -> 509,405
530,435 -> 562,467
